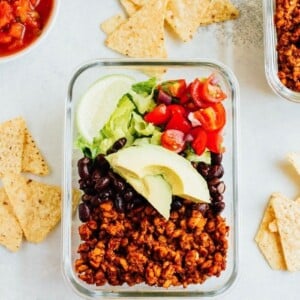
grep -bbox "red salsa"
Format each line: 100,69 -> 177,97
0,0 -> 54,57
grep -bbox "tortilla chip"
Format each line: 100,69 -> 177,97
271,194 -> 300,272
287,152 -> 300,175
129,0 -> 146,5
120,0 -> 140,16
255,193 -> 286,270
165,0 -> 211,42
0,188 -> 23,252
3,174 -> 61,243
106,0 -> 168,58
22,125 -> 50,176
199,0 -> 239,26
0,117 -> 25,177
100,13 -> 127,35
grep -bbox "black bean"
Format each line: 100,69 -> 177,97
211,153 -> 223,165
99,189 -> 114,201
81,194 -> 92,203
216,181 -> 226,194
197,162 -> 210,179
77,157 -> 92,179
212,194 -> 224,203
208,178 -> 220,187
78,203 -> 90,222
92,169 -> 102,182
108,171 -> 125,192
171,196 -> 183,210
191,162 -> 198,169
112,137 -> 127,151
94,154 -> 110,174
207,164 -> 224,180
114,194 -> 125,212
90,195 -> 102,208
212,201 -> 225,214
95,176 -> 110,191
123,188 -> 134,202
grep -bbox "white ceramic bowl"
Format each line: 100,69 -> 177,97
0,0 -> 59,63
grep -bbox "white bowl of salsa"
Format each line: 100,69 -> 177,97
0,0 -> 59,62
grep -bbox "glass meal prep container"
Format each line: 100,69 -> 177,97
263,0 -> 300,103
62,59 -> 239,299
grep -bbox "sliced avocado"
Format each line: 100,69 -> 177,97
106,144 -> 210,204
143,175 -> 172,219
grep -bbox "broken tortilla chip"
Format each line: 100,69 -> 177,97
255,193 -> 287,270
271,194 -> 300,272
22,125 -> 50,176
3,174 -> 62,243
120,0 -> 140,16
106,0 -> 168,58
0,188 -> 23,252
100,13 -> 127,35
199,0 -> 239,26
287,152 -> 300,176
165,0 -> 211,42
0,117 -> 25,178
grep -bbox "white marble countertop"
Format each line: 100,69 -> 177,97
1,0 -> 300,299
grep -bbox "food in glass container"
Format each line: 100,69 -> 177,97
0,0 -> 54,57
74,74 -> 230,288
274,0 -> 300,92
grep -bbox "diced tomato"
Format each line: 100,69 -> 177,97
144,103 -> 170,125
191,127 -> 207,155
190,75 -> 227,106
0,32 -> 12,44
161,79 -> 187,98
190,102 -> 226,132
167,104 -> 186,116
9,22 -> 25,39
206,130 -> 225,154
166,113 -> 191,134
161,129 -> 185,153
0,1 -> 13,28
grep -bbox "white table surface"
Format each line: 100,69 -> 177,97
1,0 -> 300,299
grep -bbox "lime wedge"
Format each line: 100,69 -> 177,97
76,74 -> 135,143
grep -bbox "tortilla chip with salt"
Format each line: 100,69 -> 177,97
271,194 -> 300,272
199,0 -> 239,26
0,117 -> 25,177
165,0 -> 211,42
287,152 -> 300,175
101,13 -> 127,35
22,125 -> 50,176
3,174 -> 62,243
0,188 -> 23,252
106,0 -> 168,58
255,193 -> 287,270
120,0 -> 140,16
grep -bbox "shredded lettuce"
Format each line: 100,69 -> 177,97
131,77 -> 157,96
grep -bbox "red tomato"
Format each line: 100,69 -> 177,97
191,102 -> 226,132
0,2 -> 13,28
191,127 -> 207,155
144,103 -> 170,125
166,113 -> 191,134
161,129 -> 185,153
207,131 -> 225,154
190,75 -> 227,106
167,104 -> 186,116
161,79 -> 187,98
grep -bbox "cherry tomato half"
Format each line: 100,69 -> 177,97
206,130 -> 225,154
166,113 -> 191,134
191,102 -> 226,132
167,104 -> 186,116
191,127 -> 207,155
144,103 -> 170,125
190,75 -> 227,107
161,79 -> 187,98
161,129 -> 185,153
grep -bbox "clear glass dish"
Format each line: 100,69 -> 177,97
62,59 -> 239,299
263,0 -> 300,103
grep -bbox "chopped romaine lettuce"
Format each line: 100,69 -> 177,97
131,77 -> 157,96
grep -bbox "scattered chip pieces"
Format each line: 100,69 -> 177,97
0,117 -> 25,177
272,195 -> 300,272
165,0 -> 211,42
199,0 -> 239,26
22,125 -> 50,176
0,188 -> 23,252
255,193 -> 287,270
100,13 -> 126,35
106,0 -> 168,58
